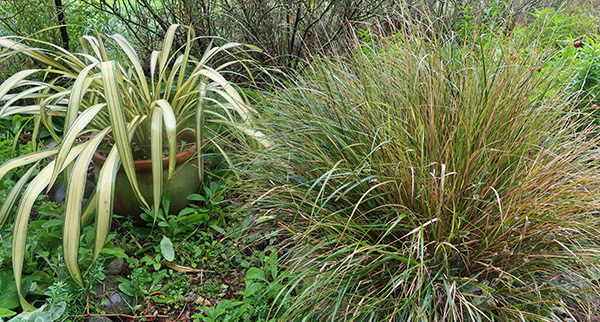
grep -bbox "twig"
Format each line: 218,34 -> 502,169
69,313 -> 170,320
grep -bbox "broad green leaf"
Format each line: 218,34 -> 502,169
186,194 -> 205,201
0,308 -> 16,318
0,270 -> 20,311
245,267 -> 267,282
243,282 -> 266,297
160,236 -> 175,262
63,128 -> 110,287
100,60 -> 148,209
209,224 -> 225,235
118,281 -> 136,297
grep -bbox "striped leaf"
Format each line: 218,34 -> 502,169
100,60 -> 148,209
152,99 -> 177,177
150,105 -> 164,222
48,103 -> 106,191
92,116 -> 142,264
13,144 -> 85,310
111,34 -> 150,103
0,162 -> 38,228
63,128 -> 110,286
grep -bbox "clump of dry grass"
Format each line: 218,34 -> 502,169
241,23 -> 600,321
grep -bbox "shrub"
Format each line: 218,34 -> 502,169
241,25 -> 600,321
76,0 -> 401,69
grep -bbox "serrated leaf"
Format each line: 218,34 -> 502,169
245,267 -> 267,282
242,282 -> 266,297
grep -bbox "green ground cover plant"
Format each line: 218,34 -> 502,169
240,20 -> 600,321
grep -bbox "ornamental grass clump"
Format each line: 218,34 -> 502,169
243,28 -> 600,321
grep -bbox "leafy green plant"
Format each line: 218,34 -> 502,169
0,24 -> 270,308
0,196 -> 114,319
5,302 -> 65,322
0,270 -> 20,318
183,180 -> 235,231
242,23 -> 600,321
568,36 -> 600,109
117,265 -> 165,300
522,8 -> 600,131
192,249 -> 288,322
194,299 -> 246,322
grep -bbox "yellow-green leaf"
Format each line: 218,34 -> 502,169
63,128 -> 110,287
93,116 -> 142,263
13,144 -> 85,310
153,99 -> 177,177
0,162 -> 38,228
48,103 -> 106,191
100,60 -> 148,209
150,105 -> 163,222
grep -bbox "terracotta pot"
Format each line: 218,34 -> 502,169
92,145 -> 201,216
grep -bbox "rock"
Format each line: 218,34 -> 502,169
87,317 -> 112,322
99,291 -> 133,315
105,257 -> 124,275
50,179 -> 95,204
84,179 -> 95,198
52,181 -> 67,203
96,275 -> 134,315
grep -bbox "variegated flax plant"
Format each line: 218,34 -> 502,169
0,24 -> 269,309
241,21 -> 600,322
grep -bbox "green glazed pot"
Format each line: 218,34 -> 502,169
92,145 -> 201,216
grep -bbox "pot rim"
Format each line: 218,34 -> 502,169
92,143 -> 197,170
